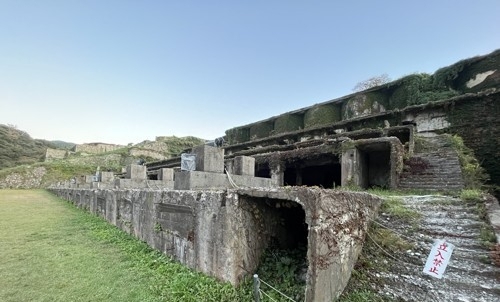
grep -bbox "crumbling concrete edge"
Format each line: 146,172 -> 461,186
485,194 -> 500,243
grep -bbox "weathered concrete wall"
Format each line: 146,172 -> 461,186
51,188 -> 239,283
445,92 -> 500,192
236,188 -> 382,301
73,143 -> 124,154
174,171 -> 275,190
341,137 -> 404,189
49,187 -> 381,301
45,148 -> 68,161
224,49 -> 499,146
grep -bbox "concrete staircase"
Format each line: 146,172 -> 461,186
399,135 -> 464,191
377,195 -> 500,301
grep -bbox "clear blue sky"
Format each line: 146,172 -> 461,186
1,1 -> 499,145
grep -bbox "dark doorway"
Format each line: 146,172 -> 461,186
283,155 -> 341,188
358,143 -> 391,189
387,128 -> 411,148
255,163 -> 271,178
239,195 -> 309,266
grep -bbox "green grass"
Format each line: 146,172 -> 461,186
0,189 -> 251,302
460,189 -> 483,203
379,197 -> 421,223
339,222 -> 412,302
340,290 -> 388,302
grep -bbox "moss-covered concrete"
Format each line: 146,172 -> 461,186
249,122 -> 274,140
274,113 -> 304,134
342,92 -> 388,120
445,92 -> 500,193
225,127 -> 250,145
304,104 -> 341,129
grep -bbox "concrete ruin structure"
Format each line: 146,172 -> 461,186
45,148 -> 68,161
50,186 -> 381,302
50,49 -> 500,301
72,142 -> 124,154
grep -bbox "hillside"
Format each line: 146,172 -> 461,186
0,126 -> 206,189
0,124 -> 57,169
50,140 -> 76,150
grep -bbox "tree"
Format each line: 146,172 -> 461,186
352,73 -> 390,92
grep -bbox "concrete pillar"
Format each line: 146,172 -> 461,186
270,164 -> 284,186
126,164 -> 147,180
295,168 -> 302,186
233,156 -> 255,176
192,145 -> 224,173
158,168 -> 174,181
99,171 -> 115,183
341,147 -> 361,188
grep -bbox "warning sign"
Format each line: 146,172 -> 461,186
423,239 -> 455,279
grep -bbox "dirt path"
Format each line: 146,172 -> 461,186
376,195 -> 500,301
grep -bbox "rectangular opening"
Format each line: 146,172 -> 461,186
239,196 -> 308,294
357,143 -> 391,189
283,155 -> 341,188
255,162 -> 271,179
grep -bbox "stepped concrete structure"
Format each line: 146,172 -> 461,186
399,135 -> 465,191
50,49 -> 500,301
374,195 -> 500,301
50,145 -> 381,301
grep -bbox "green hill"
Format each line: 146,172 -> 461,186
0,124 -> 56,169
50,140 -> 76,150
0,125 -> 206,188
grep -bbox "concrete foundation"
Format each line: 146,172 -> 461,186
114,179 -> 174,189
173,171 -> 276,190
49,187 -> 381,301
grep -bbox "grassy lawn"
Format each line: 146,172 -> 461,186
0,189 -> 249,302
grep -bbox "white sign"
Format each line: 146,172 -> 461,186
423,239 -> 454,279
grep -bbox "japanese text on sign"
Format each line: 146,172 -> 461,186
423,239 -> 454,279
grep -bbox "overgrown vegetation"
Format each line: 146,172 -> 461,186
379,197 -> 421,223
340,221 -> 413,302
464,190 -> 499,249
446,134 -> 489,190
339,195 -> 418,301
460,189 -> 483,203
352,74 -> 391,92
253,248 -> 307,301
0,127 -> 205,188
149,136 -> 206,156
303,103 -> 341,129
0,124 -> 57,169
273,114 -> 304,134
388,73 -> 459,109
